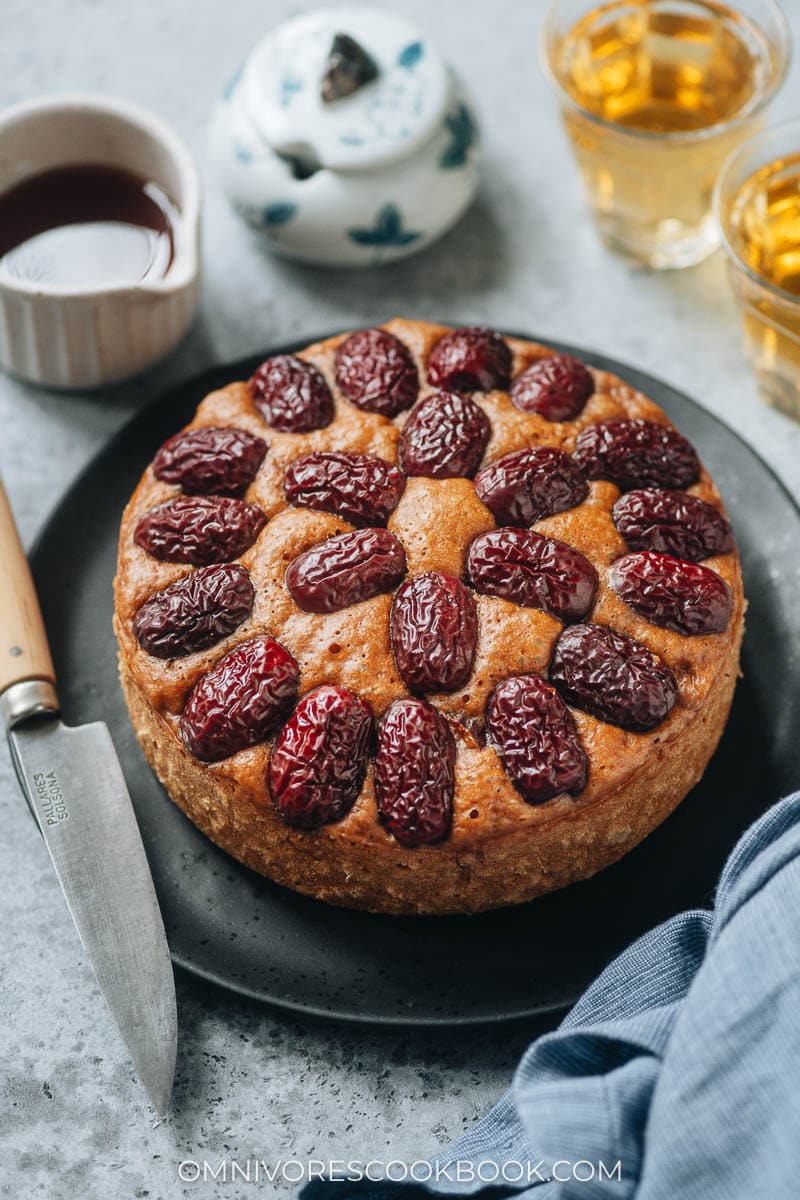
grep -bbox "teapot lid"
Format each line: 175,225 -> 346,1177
242,7 -> 449,172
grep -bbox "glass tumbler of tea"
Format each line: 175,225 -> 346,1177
540,0 -> 790,269
715,119 -> 800,419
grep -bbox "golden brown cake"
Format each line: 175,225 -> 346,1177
114,319 -> 744,914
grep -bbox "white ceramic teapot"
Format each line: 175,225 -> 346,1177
210,7 -> 481,267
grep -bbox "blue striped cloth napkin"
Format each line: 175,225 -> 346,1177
301,791 -> 800,1199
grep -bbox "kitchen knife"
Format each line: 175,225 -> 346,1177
0,477 -> 177,1115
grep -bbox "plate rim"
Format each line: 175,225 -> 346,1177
28,329 -> 800,1026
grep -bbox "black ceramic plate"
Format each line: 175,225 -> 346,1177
30,334 -> 800,1026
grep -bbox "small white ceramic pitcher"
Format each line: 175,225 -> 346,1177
0,94 -> 201,389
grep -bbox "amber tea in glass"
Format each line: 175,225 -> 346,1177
716,120 -> 800,419
541,0 -> 790,268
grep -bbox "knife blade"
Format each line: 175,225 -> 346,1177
0,478 -> 177,1114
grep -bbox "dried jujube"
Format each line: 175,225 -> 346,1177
286,527 -> 406,613
335,327 -> 418,417
467,528 -> 598,623
283,451 -> 406,526
269,686 -> 373,828
427,326 -> 512,393
473,446 -> 588,526
134,495 -> 265,565
390,572 -> 477,693
550,623 -> 678,732
511,354 -> 594,422
181,637 -> 299,762
152,426 -> 267,496
398,391 -> 490,479
612,489 -> 734,562
573,419 -> 700,491
250,354 -> 334,433
133,564 -> 254,659
375,698 -> 456,847
611,551 -> 732,636
486,674 -> 587,803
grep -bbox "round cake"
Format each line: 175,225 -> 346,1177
114,319 -> 744,915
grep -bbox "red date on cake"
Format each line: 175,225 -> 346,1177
427,326 -> 512,393
181,636 -> 300,762
573,418 -> 700,491
375,698 -> 456,847
612,489 -> 734,562
286,527 -> 406,613
390,572 -> 477,693
550,623 -> 678,731
133,563 -> 254,659
284,451 -> 406,526
269,685 -> 373,829
611,551 -> 732,635
335,327 -> 418,417
467,528 -> 598,623
398,391 -> 490,479
511,354 -> 594,422
250,354 -> 334,433
152,426 -> 267,496
486,674 -> 588,803
474,446 -> 588,526
134,495 -> 265,565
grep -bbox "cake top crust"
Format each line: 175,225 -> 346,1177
114,319 -> 744,853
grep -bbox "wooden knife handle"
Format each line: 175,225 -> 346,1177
0,477 -> 55,696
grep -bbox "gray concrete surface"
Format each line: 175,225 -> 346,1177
2,1 -> 800,1196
